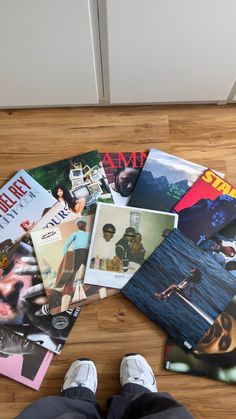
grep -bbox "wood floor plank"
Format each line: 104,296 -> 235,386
0,104 -> 236,418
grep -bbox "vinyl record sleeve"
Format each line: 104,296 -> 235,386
174,169 -> 236,244
84,202 -> 178,289
100,151 -> 147,205
128,148 -> 224,212
0,327 -> 53,390
122,229 -> 236,352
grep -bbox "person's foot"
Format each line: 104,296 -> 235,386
62,359 -> 98,394
120,353 -> 157,392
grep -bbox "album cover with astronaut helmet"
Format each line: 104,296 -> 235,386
173,169 -> 236,245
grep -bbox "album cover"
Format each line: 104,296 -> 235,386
174,169 -> 236,244
7,304 -> 80,354
30,201 -> 79,231
84,203 -> 178,289
27,150 -> 113,217
128,148 -> 224,212
164,297 -> 236,384
0,241 -> 37,325
0,169 -> 56,271
122,229 -> 236,352
0,326 -> 53,390
200,219 -> 236,276
31,215 -> 118,314
100,151 -> 147,205
0,191 -> 80,353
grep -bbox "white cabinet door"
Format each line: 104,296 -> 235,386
105,0 -> 236,104
0,0 -> 102,107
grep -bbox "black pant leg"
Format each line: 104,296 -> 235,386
107,384 -> 193,419
61,386 -> 96,402
16,386 -> 102,419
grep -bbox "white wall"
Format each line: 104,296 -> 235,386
0,0 -> 102,107
105,0 -> 236,104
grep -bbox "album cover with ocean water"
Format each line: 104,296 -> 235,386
122,229 -> 236,351
164,221 -> 236,383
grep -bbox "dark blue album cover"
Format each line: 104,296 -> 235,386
200,219 -> 236,276
122,229 -> 236,352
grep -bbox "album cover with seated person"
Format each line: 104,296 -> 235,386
164,220 -> 236,383
84,203 -> 178,289
27,150 -> 113,217
122,229 -> 236,352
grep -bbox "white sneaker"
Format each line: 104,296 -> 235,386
120,353 -> 157,392
62,359 -> 98,394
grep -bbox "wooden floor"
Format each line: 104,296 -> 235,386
0,104 -> 236,418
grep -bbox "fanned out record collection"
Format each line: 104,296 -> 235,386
1,149 -> 236,388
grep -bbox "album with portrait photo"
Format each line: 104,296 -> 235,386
84,203 -> 178,289
164,296 -> 236,384
100,151 -> 147,206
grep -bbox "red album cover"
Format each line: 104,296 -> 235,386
174,169 -> 236,245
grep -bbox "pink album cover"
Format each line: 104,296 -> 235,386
0,328 -> 53,390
